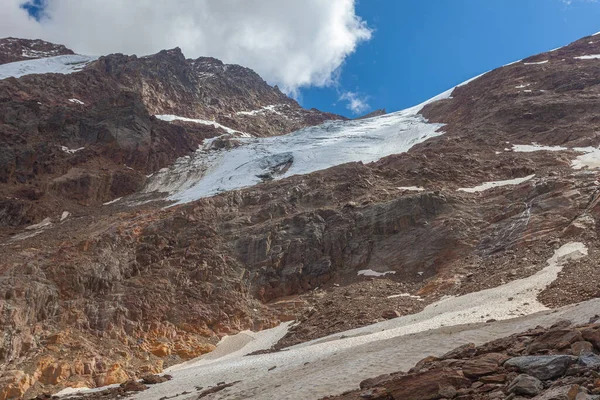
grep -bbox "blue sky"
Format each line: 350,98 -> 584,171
301,0 -> 600,117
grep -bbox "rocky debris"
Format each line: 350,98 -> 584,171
322,321 -> 600,400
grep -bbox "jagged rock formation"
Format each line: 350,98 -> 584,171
1,33 -> 600,399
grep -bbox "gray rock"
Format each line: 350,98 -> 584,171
578,352 -> 600,368
532,386 -> 570,400
504,355 -> 576,380
507,374 -> 543,396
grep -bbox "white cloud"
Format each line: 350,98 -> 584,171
339,91 -> 370,114
561,0 -> 598,5
1,0 -> 372,95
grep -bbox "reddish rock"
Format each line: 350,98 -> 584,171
384,368 -> 470,400
381,310 -> 401,320
120,379 -> 147,392
527,329 -> 583,353
571,341 -> 595,356
581,326 -> 600,351
461,353 -> 510,379
141,374 -> 171,384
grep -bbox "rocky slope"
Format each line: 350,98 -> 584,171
1,33 -> 600,399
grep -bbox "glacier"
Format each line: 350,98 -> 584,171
146,89 -> 460,205
0,54 -> 97,80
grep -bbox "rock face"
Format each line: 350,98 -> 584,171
2,33 -> 600,398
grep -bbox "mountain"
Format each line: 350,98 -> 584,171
0,43 -> 343,229
1,33 -> 600,400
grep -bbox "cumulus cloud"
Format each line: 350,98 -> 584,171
339,91 -> 370,114
0,0 -> 372,95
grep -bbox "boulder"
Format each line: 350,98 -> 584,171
381,310 -> 401,320
507,374 -> 543,396
578,352 -> 600,368
141,374 -> 171,384
384,368 -> 470,400
462,353 -> 510,379
527,330 -> 583,353
571,341 -> 595,356
120,379 -> 147,392
504,355 -> 576,380
582,326 -> 600,351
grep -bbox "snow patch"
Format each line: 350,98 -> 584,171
397,186 -> 425,192
236,104 -> 283,116
168,322 -> 292,373
458,175 -> 535,193
25,217 -> 52,231
387,293 -> 424,301
68,98 -> 84,105
512,143 -> 600,169
56,385 -> 119,398
574,54 -> 600,60
61,146 -> 85,154
512,143 -> 568,152
357,269 -> 396,277
60,211 -> 70,222
0,54 -> 97,80
103,197 -> 122,206
572,147 -> 600,170
515,84 -> 530,89
523,60 -> 549,65
155,114 -> 247,136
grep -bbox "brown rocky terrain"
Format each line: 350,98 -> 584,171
1,33 -> 600,399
